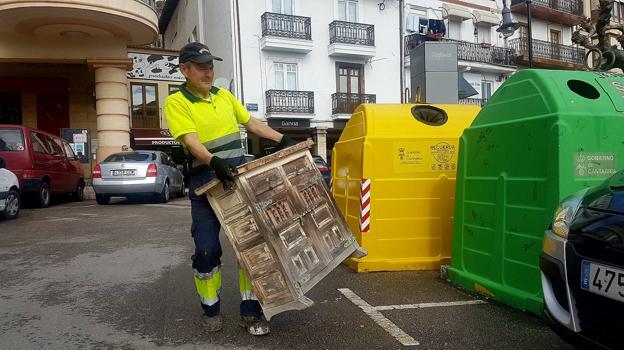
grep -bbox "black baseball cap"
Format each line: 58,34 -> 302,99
179,42 -> 222,64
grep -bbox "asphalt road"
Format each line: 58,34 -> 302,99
0,197 -> 575,349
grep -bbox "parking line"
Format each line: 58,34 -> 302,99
375,300 -> 486,311
338,288 -> 487,347
338,288 -> 419,346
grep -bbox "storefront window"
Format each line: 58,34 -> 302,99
131,83 -> 159,129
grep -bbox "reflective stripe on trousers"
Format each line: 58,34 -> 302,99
194,266 -> 222,306
239,268 -> 258,301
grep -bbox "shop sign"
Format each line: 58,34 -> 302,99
268,119 -> 311,129
127,52 -> 185,82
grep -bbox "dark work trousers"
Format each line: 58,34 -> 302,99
188,157 -> 263,318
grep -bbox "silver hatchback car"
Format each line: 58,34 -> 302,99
92,151 -> 185,205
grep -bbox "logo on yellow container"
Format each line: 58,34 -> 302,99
430,142 -> 456,163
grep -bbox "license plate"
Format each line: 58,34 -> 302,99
581,260 -> 624,303
111,169 -> 136,176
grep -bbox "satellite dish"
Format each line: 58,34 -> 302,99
213,77 -> 231,90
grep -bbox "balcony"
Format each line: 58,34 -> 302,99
509,37 -> 585,69
260,12 -> 313,53
332,93 -> 376,116
511,0 -> 583,26
328,21 -> 376,59
266,90 -> 314,115
404,34 -> 516,72
0,0 -> 158,45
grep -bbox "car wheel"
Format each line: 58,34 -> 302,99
95,194 -> 110,205
73,181 -> 85,202
1,189 -> 20,220
159,181 -> 170,203
38,182 -> 51,208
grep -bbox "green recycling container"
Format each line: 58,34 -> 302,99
448,70 -> 624,315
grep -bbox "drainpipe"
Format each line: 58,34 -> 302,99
235,0 -> 245,103
399,0 -> 404,103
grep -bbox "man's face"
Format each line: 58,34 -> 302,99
180,61 -> 214,94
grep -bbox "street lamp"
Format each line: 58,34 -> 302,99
497,0 -> 534,68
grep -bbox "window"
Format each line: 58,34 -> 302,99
0,128 -> 24,152
481,81 -> 492,100
405,7 -> 427,34
274,63 -> 297,90
62,141 -> 75,159
104,152 -> 152,162
273,0 -> 293,14
338,0 -> 357,22
168,85 -> 181,95
131,83 -> 159,129
45,135 -> 65,156
449,19 -> 462,40
30,132 -> 49,154
550,29 -> 561,44
477,25 -> 490,44
613,1 -> 624,22
336,63 -> 363,93
0,93 -> 22,125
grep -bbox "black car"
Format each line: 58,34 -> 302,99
540,170 -> 624,350
313,155 -> 331,185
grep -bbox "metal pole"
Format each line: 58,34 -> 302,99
399,0 -> 405,103
526,0 -> 533,68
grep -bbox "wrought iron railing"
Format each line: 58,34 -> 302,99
404,33 -> 427,56
403,34 -> 516,67
266,90 -> 314,114
508,37 -> 585,65
261,12 -> 312,40
329,21 -> 375,46
459,98 -> 486,106
445,39 -> 516,66
332,93 -> 376,114
511,0 -> 583,16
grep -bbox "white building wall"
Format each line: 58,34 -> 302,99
236,0 -> 401,125
163,0 -> 201,50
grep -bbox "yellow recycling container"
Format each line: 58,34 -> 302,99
331,104 -> 479,272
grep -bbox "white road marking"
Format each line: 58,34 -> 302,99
142,203 -> 190,209
35,217 -> 81,222
338,288 -> 487,347
338,288 -> 419,346
375,300 -> 486,311
77,213 -> 99,217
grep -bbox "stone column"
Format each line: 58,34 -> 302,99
314,127 -> 328,161
88,59 -> 133,163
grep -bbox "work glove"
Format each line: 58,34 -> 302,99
277,135 -> 298,150
210,156 -> 238,191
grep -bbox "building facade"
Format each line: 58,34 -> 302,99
0,0 -> 159,177
159,0 -> 402,161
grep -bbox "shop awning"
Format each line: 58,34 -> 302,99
442,4 -> 473,20
131,128 -> 180,146
473,10 -> 501,26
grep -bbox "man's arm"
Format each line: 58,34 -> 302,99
180,132 -> 214,165
243,117 -> 283,143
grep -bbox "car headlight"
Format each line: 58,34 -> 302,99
552,190 -> 587,238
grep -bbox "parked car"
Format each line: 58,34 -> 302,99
92,151 -> 185,204
0,158 -> 20,220
541,170 -> 624,350
313,155 -> 331,185
0,125 -> 84,207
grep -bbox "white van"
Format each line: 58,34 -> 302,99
0,158 -> 20,220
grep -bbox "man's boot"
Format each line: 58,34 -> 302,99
239,315 -> 270,335
203,314 -> 223,332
